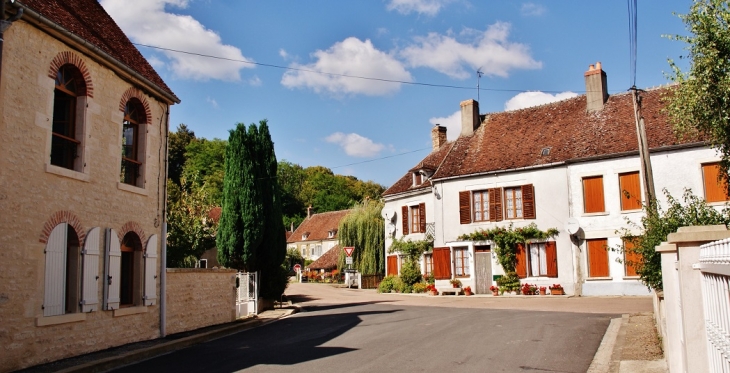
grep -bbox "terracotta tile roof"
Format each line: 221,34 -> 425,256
18,0 -> 177,101
287,209 -> 351,243
208,207 -> 222,223
307,245 -> 341,270
385,86 -> 704,196
383,142 -> 454,197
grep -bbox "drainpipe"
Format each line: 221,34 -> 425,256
160,103 -> 170,337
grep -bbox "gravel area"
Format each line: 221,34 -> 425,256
621,312 -> 664,361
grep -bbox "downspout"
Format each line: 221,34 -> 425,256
160,103 -> 170,337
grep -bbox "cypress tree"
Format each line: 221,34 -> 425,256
217,123 -> 246,269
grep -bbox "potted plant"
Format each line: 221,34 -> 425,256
490,285 -> 499,296
498,285 -> 507,295
450,278 -> 462,288
549,283 -> 564,295
539,286 -> 547,295
463,286 -> 473,296
521,283 -> 533,295
426,284 -> 438,296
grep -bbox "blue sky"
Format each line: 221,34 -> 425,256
100,0 -> 693,187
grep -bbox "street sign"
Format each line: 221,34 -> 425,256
344,246 -> 355,257
345,257 -> 353,265
293,264 -> 301,272
344,269 -> 356,273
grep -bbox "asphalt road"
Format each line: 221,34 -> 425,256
112,284 -> 635,373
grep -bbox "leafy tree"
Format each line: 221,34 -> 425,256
168,124 -> 195,186
617,189 -> 730,290
337,199 -> 385,275
166,177 -> 217,267
666,0 -> 730,192
278,160 -> 307,229
182,138 -> 227,205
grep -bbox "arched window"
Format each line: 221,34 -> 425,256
51,64 -> 86,170
120,99 -> 146,186
120,231 -> 143,306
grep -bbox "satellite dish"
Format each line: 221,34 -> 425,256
565,218 -> 581,235
381,209 -> 397,222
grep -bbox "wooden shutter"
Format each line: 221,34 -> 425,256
432,247 -> 452,280
387,255 -> 398,276
623,240 -> 642,277
81,227 -> 100,312
703,163 -> 730,202
459,191 -> 472,224
401,205 -> 409,235
418,203 -> 426,233
583,176 -> 605,213
619,172 -> 642,210
522,184 -> 536,219
105,228 -> 121,310
144,234 -> 158,306
515,243 -> 527,278
44,223 -> 67,316
587,239 -> 609,277
546,241 -> 558,278
489,188 -> 503,222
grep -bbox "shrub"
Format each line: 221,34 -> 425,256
423,273 -> 435,284
413,282 -> 428,293
399,261 -> 422,286
378,275 -> 398,293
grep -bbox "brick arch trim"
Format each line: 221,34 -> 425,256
119,87 -> 152,124
39,211 -> 86,244
118,221 -> 147,246
47,51 -> 94,98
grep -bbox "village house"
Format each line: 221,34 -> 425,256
0,0 -> 179,370
383,62 -> 727,296
287,207 -> 350,261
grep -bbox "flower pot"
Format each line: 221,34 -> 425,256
464,290 -> 472,296
492,290 -> 499,296
429,290 -> 438,296
550,288 -> 564,295
539,289 -> 546,295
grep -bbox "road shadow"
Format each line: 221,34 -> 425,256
113,308 -> 402,373
297,300 -> 395,313
284,293 -> 319,303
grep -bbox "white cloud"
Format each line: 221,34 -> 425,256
100,0 -> 253,81
521,3 -> 546,17
281,37 -> 412,96
504,91 -> 578,111
279,49 -> 289,59
325,132 -> 386,157
248,76 -> 262,86
206,96 -> 218,109
400,22 -> 542,79
429,111 -> 461,140
386,0 -> 452,16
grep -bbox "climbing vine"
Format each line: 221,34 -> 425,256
458,223 -> 559,272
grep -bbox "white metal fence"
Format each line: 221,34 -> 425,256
236,272 -> 257,318
699,238 -> 730,372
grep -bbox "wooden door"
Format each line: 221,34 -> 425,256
475,251 -> 492,294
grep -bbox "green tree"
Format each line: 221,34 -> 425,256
337,199 -> 385,275
182,138 -> 227,205
166,177 -> 217,267
618,189 -> 730,290
168,124 -> 195,186
666,0 -> 730,192
278,160 -> 306,229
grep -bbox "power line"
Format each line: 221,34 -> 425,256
329,147 -> 431,169
133,42 -> 594,94
627,0 -> 638,87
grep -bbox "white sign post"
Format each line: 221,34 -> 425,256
344,247 -> 355,288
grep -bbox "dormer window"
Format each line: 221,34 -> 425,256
413,172 -> 423,186
302,232 -> 310,240
328,229 -> 337,238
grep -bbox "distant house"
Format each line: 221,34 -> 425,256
0,0 -> 179,370
383,62 -> 726,296
287,207 -> 351,261
307,244 -> 342,272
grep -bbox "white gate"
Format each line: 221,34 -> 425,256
699,238 -> 730,372
236,272 -> 258,318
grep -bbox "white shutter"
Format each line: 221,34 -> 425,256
144,234 -> 158,306
104,228 -> 121,310
81,227 -> 100,312
44,223 -> 67,316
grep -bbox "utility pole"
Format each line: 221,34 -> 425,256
476,68 -> 483,102
631,86 -> 656,213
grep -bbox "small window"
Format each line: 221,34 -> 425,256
528,242 -> 558,277
587,238 -> 609,278
51,65 -> 86,171
454,247 -> 469,277
541,147 -> 551,156
623,239 -> 642,277
120,232 -> 143,307
504,187 -> 523,219
120,99 -> 146,187
413,172 -> 423,186
424,253 -> 433,276
702,162 -> 730,203
583,176 -> 605,213
619,172 -> 642,211
472,190 -> 489,222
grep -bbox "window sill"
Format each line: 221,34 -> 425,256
113,306 -> 148,317
707,201 -> 729,207
455,275 -> 470,278
620,209 -> 642,214
36,312 -> 86,327
622,276 -> 641,280
117,182 -> 148,196
45,164 -> 89,182
582,212 -> 609,217
586,276 -> 613,281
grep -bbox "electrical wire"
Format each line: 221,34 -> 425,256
329,147 -> 432,169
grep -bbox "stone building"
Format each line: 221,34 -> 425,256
0,0 -> 179,370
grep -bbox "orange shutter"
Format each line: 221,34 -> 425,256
587,239 -> 609,277
619,172 -> 642,210
583,176 -> 605,213
419,203 -> 426,233
489,188 -> 503,222
522,184 -> 536,219
623,240 -> 642,277
459,191 -> 471,224
515,243 -> 527,278
387,255 -> 398,276
401,205 -> 409,235
432,247 -> 452,280
546,241 -> 558,277
703,163 -> 730,202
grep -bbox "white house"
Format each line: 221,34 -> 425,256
382,62 -> 726,296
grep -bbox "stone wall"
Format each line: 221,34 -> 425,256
166,269 -> 237,335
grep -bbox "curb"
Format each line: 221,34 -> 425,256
587,314 -> 626,373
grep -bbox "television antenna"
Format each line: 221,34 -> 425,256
476,68 -> 484,102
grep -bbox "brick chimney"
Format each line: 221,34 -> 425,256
431,125 -> 447,150
460,99 -> 480,137
307,205 -> 312,219
585,62 -> 608,112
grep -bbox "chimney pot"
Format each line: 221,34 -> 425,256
589,64 -> 595,71
596,61 -> 602,70
460,99 -> 481,137
585,62 -> 608,112
307,205 -> 312,218
431,125 -> 447,150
